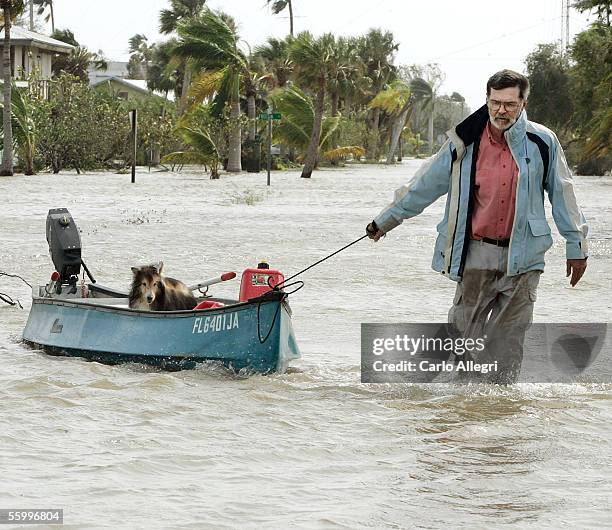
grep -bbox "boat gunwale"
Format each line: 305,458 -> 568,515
29,291 -> 288,319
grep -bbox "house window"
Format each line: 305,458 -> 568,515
118,91 -> 129,100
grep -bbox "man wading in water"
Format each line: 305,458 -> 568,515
367,70 -> 588,383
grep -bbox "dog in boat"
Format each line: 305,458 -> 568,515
129,262 -> 197,311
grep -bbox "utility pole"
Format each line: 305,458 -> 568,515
561,0 -> 570,53
29,0 -> 34,31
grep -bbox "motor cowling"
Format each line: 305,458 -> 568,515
239,262 -> 284,302
46,208 -> 82,286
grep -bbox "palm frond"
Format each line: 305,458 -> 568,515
323,146 -> 366,162
319,115 -> 341,149
369,80 -> 411,114
188,69 -> 225,103
268,86 -> 339,150
174,9 -> 245,71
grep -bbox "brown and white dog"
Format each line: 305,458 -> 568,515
129,262 -> 197,311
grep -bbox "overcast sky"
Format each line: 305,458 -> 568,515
50,0 -> 594,111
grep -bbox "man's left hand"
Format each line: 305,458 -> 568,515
566,258 -> 587,287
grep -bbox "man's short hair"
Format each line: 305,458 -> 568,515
487,69 -> 530,100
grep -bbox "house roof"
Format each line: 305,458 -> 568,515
0,26 -> 75,54
92,76 -> 174,100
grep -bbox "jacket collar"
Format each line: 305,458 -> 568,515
447,104 -> 527,151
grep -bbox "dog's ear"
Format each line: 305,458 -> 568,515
131,266 -> 140,275
157,261 -> 164,274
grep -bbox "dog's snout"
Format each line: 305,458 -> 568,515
146,295 -> 154,303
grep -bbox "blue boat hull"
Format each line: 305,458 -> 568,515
22,293 -> 300,373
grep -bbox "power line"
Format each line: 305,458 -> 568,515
430,16 -> 563,61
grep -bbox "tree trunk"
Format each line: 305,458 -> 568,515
247,93 -> 256,141
152,146 -> 161,165
331,90 -> 339,118
369,106 -> 381,161
178,62 -> 191,116
301,84 -> 325,178
227,82 -> 242,173
288,0 -> 294,36
398,137 -> 403,162
371,106 -> 380,129
1,8 -> 13,176
329,89 -> 340,164
386,107 -> 410,164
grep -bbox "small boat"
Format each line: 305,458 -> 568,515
22,209 -> 301,373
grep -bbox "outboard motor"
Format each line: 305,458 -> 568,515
46,208 -> 82,294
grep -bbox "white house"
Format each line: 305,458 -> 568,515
0,26 -> 74,82
87,60 -> 129,85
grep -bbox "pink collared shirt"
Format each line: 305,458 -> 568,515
470,121 -> 519,241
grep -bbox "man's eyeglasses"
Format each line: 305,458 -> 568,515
488,99 -> 521,112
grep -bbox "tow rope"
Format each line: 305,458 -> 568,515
258,234 -> 369,344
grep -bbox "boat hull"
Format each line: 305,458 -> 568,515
22,293 -> 300,373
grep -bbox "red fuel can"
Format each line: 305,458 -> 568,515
239,262 -> 284,301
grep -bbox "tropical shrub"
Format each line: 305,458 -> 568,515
162,126 -> 221,178
0,82 -> 38,174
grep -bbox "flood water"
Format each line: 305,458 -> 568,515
1,162 -> 611,529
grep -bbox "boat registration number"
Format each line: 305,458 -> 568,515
192,313 -> 239,334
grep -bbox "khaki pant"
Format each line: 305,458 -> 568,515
448,240 -> 541,383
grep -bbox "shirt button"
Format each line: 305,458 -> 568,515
503,165 -> 506,168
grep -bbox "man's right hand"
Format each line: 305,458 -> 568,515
366,221 -> 384,242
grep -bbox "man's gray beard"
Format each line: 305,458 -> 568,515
490,114 -> 516,131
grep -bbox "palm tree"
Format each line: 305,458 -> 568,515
50,29 -> 107,82
253,37 -> 293,89
369,77 -> 431,164
357,29 -> 398,159
289,31 -> 336,178
128,34 -> 154,80
266,0 -> 294,36
269,85 -> 339,151
327,36 -> 361,118
52,46 -> 107,82
159,0 -> 206,114
174,9 -> 247,172
0,0 -> 25,176
51,28 -> 78,46
33,0 -> 53,32
147,38 -> 180,99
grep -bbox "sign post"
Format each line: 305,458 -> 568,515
129,109 -> 137,184
259,110 -> 281,186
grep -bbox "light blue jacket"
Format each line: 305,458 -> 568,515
374,105 -> 588,282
